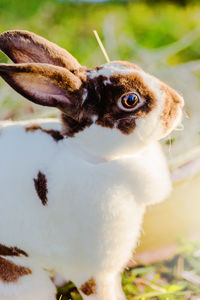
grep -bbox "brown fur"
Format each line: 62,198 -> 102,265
80,277 -> 96,296
0,63 -> 82,109
0,30 -> 80,71
25,124 -> 64,142
0,257 -> 31,283
61,114 -> 93,137
0,51 -> 158,137
61,70 -> 156,136
0,30 -> 183,140
0,244 -> 28,257
34,171 -> 48,206
161,83 -> 183,132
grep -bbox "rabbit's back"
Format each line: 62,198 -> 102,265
0,119 -> 64,260
0,120 -> 142,273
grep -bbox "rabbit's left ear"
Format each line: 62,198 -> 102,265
0,30 -> 81,71
0,63 -> 82,116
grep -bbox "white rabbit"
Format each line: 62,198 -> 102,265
0,30 -> 184,300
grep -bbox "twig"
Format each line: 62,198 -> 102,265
135,278 -> 166,293
176,255 -> 184,279
93,30 -> 110,63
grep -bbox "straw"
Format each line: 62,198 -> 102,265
93,30 -> 110,63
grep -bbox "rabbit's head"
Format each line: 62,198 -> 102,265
0,30 -> 184,158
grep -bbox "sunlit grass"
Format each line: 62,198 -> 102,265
57,240 -> 200,300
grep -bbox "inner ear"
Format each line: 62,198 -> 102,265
0,30 -> 81,71
0,63 -> 82,113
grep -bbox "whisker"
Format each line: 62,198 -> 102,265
167,134 -> 173,155
136,129 -> 144,142
183,109 -> 190,119
174,123 -> 184,131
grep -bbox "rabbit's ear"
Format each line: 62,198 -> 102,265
0,30 -> 81,71
0,63 -> 82,114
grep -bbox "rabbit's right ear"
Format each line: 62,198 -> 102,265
0,30 -> 81,71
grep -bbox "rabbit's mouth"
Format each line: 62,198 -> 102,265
116,115 -> 136,125
117,116 -> 136,122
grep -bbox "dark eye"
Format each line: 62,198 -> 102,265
118,93 -> 140,111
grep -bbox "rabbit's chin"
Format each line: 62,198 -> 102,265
69,109 -> 183,160
69,125 -> 160,160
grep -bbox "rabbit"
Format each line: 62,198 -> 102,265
0,30 -> 184,300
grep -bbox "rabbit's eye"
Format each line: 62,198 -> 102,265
118,93 -> 140,111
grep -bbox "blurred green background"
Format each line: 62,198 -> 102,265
1,0 -> 200,65
1,2 -> 200,299
0,0 -> 200,120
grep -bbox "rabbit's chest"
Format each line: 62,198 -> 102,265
0,123 -> 170,266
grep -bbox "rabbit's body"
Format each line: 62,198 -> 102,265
0,30 -> 184,300
0,118 -> 170,270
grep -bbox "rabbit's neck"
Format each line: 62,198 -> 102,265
65,136 -> 160,166
65,123 -> 160,161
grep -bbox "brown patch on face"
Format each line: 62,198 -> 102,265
61,114 -> 92,137
80,277 -> 96,296
161,82 -> 183,132
117,117 -> 136,134
61,68 -> 156,136
60,62 -> 156,137
26,124 -> 64,142
0,244 -> 28,257
34,171 -> 48,206
107,73 -> 156,134
0,257 -> 31,283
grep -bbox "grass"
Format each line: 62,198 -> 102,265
56,240 -> 200,300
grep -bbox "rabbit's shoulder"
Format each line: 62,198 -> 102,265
102,142 -> 172,205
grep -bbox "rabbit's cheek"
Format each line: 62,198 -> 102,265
61,113 -> 93,137
116,117 -> 136,135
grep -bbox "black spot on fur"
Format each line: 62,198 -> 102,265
0,244 -> 28,257
26,124 -> 64,142
34,171 -> 48,206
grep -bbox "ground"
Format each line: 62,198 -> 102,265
56,240 -> 200,300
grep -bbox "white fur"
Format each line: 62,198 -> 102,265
82,88 -> 88,104
0,117 -> 172,300
0,256 -> 56,300
87,62 -> 134,79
